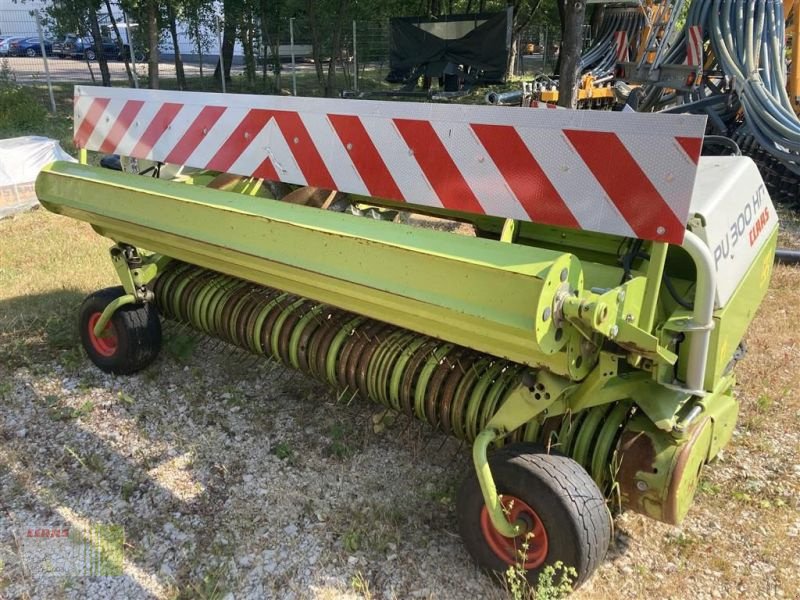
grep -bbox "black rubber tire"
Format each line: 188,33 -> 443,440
78,286 -> 162,375
25,47 -> 37,58
85,49 -> 96,61
457,443 -> 611,589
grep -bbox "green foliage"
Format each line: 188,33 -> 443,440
166,332 -> 199,363
0,61 -> 48,138
47,397 -> 96,422
505,557 -> 576,600
327,422 -> 356,459
273,441 -> 294,460
178,565 -> 229,600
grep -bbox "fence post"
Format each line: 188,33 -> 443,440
217,15 -> 226,93
353,20 -> 358,92
543,27 -> 548,71
290,17 -> 297,96
35,12 -> 56,114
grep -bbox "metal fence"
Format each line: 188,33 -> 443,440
1,7 -> 565,99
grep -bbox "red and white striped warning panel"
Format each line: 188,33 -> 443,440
613,31 -> 629,63
73,86 -> 706,243
684,25 -> 704,67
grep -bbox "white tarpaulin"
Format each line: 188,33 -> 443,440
0,136 -> 76,219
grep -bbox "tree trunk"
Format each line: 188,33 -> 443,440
505,0 -> 544,80
506,36 -> 518,79
214,3 -> 236,85
325,0 -> 348,97
241,12 -> 256,85
590,4 -> 605,39
88,7 -> 111,86
307,0 -> 326,91
147,0 -> 160,89
104,0 -> 134,86
167,3 -> 186,90
558,1 -> 586,108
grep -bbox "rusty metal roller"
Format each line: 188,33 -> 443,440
152,262 -> 634,482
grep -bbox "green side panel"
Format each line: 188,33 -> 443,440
705,229 -> 778,390
36,162 -> 580,372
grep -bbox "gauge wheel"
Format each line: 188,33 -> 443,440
457,443 -> 611,589
78,286 -> 162,375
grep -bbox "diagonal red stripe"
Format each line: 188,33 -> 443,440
691,26 -> 703,66
328,114 -> 404,201
98,100 -> 145,154
564,130 -> 685,242
271,112 -> 336,189
253,156 -> 279,181
131,102 -> 183,159
206,109 -> 275,173
393,119 -> 483,214
676,136 -> 703,165
164,105 -> 226,165
472,124 -> 579,227
74,97 -> 110,149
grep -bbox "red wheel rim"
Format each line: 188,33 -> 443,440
87,312 -> 118,357
480,495 -> 549,570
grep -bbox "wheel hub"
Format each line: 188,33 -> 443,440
87,312 -> 118,357
479,495 -> 549,570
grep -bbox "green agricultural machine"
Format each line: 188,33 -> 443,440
36,86 -> 778,588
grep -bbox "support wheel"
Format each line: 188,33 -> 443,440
78,286 -> 161,375
457,443 -> 611,589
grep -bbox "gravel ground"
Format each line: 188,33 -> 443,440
1,210 -> 799,599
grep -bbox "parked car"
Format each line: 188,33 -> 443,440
8,37 -> 53,57
0,37 -> 24,57
52,34 -> 79,58
65,35 -> 117,61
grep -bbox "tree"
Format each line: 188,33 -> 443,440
166,2 -> 187,90
103,0 -> 135,87
504,0 -> 546,79
556,0 -> 585,107
42,0 -> 112,86
214,1 -> 238,85
145,0 -> 159,88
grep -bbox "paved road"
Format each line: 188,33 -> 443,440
4,55 -> 320,85
4,55 -> 236,84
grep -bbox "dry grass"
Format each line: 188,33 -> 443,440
0,210 -> 115,372
1,207 -> 799,599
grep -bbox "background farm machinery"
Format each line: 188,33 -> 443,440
494,0 -> 800,205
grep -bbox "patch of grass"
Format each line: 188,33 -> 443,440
697,479 -> 721,496
178,565 -> 229,600
327,422 -> 356,459
340,502 -> 405,556
273,441 -> 293,460
350,571 -> 373,599
166,332 -> 199,363
343,529 -> 362,553
0,211 -> 115,369
121,481 -> 137,502
0,61 -> 47,135
48,399 -> 95,422
63,445 -> 105,473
